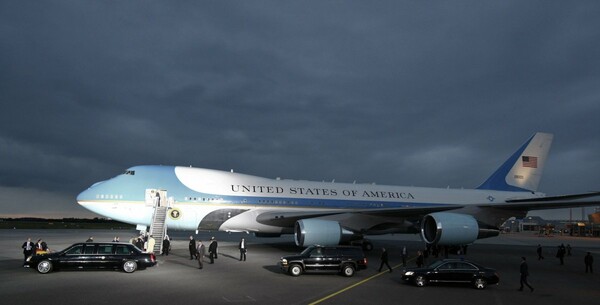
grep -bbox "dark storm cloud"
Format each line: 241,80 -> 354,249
1,1 -> 599,218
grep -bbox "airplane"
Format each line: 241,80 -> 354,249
76,132 -> 600,250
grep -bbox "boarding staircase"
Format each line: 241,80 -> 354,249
148,199 -> 170,254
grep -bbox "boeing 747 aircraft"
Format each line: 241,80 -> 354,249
77,132 -> 599,249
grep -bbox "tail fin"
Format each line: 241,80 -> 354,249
477,132 -> 553,192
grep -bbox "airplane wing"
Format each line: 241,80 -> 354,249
255,191 -> 600,227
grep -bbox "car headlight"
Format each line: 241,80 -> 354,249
404,271 -> 414,276
281,259 -> 287,264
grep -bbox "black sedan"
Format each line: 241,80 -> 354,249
24,242 -> 157,274
401,259 -> 499,289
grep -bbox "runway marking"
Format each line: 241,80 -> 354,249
308,258 -> 414,305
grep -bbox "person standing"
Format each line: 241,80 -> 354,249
208,238 -> 217,264
239,238 -> 247,261
557,244 -> 566,265
212,237 -> 218,259
378,247 -> 392,273
21,238 -> 35,261
188,235 -> 196,260
584,252 -> 594,274
536,244 -> 544,260
196,240 -> 205,269
416,251 -> 424,267
401,245 -> 407,267
566,244 -> 572,256
146,235 -> 156,254
519,257 -> 534,292
162,235 -> 170,256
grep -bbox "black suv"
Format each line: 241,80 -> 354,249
280,245 -> 368,277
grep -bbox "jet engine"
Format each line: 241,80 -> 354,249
421,212 -> 498,245
294,219 -> 358,247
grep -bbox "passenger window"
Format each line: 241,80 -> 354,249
65,245 -> 84,255
97,245 -> 113,255
456,263 -> 477,270
84,244 -> 95,254
310,248 -> 323,258
115,245 -> 131,255
439,263 -> 454,270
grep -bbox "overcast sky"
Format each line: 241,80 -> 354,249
1,1 -> 599,220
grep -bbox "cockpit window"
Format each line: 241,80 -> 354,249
124,170 -> 135,175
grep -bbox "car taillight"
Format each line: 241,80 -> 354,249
362,258 -> 368,265
150,254 -> 156,262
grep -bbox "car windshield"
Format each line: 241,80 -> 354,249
427,260 -> 446,269
300,246 -> 316,256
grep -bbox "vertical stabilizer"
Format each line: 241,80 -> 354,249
477,132 -> 553,192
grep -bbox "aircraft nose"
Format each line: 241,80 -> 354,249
76,180 -> 106,203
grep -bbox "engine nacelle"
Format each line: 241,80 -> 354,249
294,219 -> 357,247
421,212 -> 480,245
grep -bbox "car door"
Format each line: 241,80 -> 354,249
95,244 -> 115,269
433,262 -> 456,283
323,248 -> 341,271
58,244 -> 86,269
304,247 -> 325,271
453,262 -> 479,283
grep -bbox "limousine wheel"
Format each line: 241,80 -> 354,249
123,260 -> 138,273
289,264 -> 302,276
473,278 -> 487,289
415,275 -> 427,287
37,260 -> 53,274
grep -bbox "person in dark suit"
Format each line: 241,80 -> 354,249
188,235 -> 197,260
208,237 -> 217,264
162,235 -> 170,256
239,238 -> 247,261
519,257 -> 534,292
536,244 -> 544,260
21,238 -> 35,261
584,252 -> 594,273
378,247 -> 392,273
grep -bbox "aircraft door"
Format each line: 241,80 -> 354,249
145,189 -> 167,207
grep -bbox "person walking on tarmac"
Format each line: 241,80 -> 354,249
378,247 -> 392,273
21,238 -> 35,261
537,244 -> 544,260
162,235 -> 171,256
196,240 -> 206,269
519,257 -> 534,292
208,237 -> 217,264
239,238 -> 247,261
584,252 -> 594,273
188,235 -> 197,260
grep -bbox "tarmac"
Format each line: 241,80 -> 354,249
1,229 -> 598,305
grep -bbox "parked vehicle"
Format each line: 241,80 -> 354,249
280,245 -> 367,277
24,242 -> 156,274
402,259 -> 499,289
